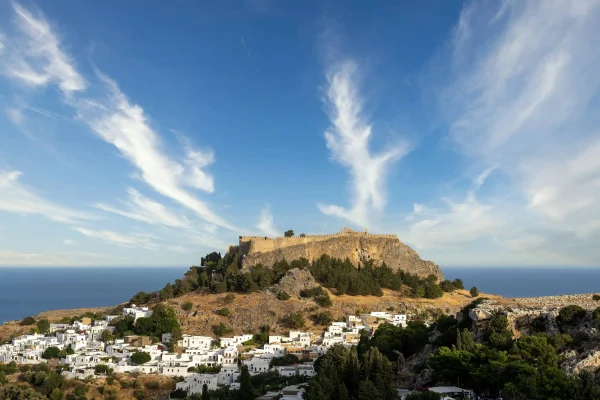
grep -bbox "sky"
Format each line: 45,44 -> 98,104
1,0 -> 599,267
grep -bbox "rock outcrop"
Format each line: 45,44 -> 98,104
230,228 -> 443,280
272,268 -> 316,298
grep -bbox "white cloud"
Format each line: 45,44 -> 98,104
74,72 -> 235,230
405,193 -> 509,250
74,227 -> 160,250
256,207 -> 279,237
5,3 -> 86,93
1,3 -> 235,233
318,61 -> 411,227
413,0 -> 600,264
95,188 -> 189,228
0,169 -> 93,223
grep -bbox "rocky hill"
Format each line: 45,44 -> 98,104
229,228 -> 443,280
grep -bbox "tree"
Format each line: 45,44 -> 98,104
42,346 -> 61,359
213,323 -> 233,337
452,278 -> 464,290
406,392 -> 441,400
470,286 -> 479,298
20,316 -> 36,326
284,230 -> 294,238
593,294 -> 600,301
49,388 -> 64,400
238,365 -> 254,400
300,233 -> 307,238
285,312 -> 305,329
311,311 -> 333,326
36,319 -> 50,334
0,384 -> 47,400
557,305 -> 587,327
202,383 -> 209,400
130,351 -> 151,365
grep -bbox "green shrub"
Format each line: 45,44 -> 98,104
213,323 -> 233,337
130,351 -> 151,365
181,302 -> 193,311
284,312 -> 305,329
315,293 -> 333,307
217,308 -> 231,317
592,294 -> 600,301
311,311 -> 333,326
470,287 -> 479,298
557,305 -> 587,326
277,291 -> 291,300
224,293 -> 236,304
20,316 -> 36,326
144,380 -> 160,389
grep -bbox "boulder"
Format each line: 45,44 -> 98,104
272,268 -> 316,298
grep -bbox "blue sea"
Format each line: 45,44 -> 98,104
0,266 -> 599,324
0,267 -> 188,324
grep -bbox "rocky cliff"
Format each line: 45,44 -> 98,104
232,229 -> 443,280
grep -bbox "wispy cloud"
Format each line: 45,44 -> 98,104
75,72 -> 235,230
74,227 -> 160,250
62,239 -> 77,246
413,0 -> 600,264
1,3 -> 236,233
95,188 -> 189,228
0,169 -> 92,223
4,3 -> 86,93
256,207 -> 279,237
318,61 -> 411,227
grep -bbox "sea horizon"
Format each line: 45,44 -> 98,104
1,265 -> 599,324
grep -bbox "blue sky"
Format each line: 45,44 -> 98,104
1,0 -> 599,267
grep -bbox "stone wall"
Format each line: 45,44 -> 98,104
234,231 -> 443,279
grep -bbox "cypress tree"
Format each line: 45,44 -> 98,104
238,365 -> 254,400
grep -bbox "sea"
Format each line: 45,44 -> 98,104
0,266 -> 599,324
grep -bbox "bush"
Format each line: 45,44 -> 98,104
144,380 -> 160,389
439,280 -> 456,292
42,347 -> 61,359
130,351 -> 151,365
224,293 -> 236,304
277,291 -> 291,301
181,302 -> 193,311
592,294 -> 600,301
36,319 -> 50,334
406,391 -> 442,400
285,312 -> 305,329
213,323 -> 233,337
452,278 -> 464,290
20,316 -> 36,326
311,311 -> 333,326
269,354 -> 300,367
315,293 -> 333,307
470,287 -> 479,298
217,308 -> 231,317
557,305 -> 587,326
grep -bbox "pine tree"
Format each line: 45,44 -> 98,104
456,328 -> 463,350
344,346 -> 361,393
461,328 -> 475,352
238,365 -> 254,400
338,383 -> 350,400
202,383 -> 209,400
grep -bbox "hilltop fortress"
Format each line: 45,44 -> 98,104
228,228 -> 443,280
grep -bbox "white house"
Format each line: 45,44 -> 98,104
176,373 -> 218,395
122,305 -> 153,321
243,354 -> 272,375
179,335 -> 212,350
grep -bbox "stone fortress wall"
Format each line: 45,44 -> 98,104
233,228 -> 444,280
240,228 -> 397,255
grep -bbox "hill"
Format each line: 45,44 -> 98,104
229,228 -> 443,280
